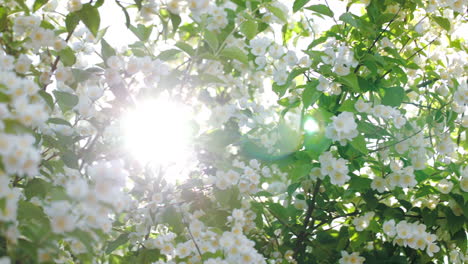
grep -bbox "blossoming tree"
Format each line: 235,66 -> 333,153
0,0 -> 467,263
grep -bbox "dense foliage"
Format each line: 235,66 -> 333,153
0,0 -> 467,263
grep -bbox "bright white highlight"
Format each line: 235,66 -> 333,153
122,97 -> 192,166
304,119 -> 319,133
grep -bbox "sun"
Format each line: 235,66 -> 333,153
121,96 -> 193,167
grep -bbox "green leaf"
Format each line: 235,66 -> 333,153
339,74 -> 360,92
39,90 -> 54,110
71,230 -> 95,253
129,24 -> 152,41
339,13 -> 359,28
157,49 -> 182,61
306,4 -> 334,17
220,46 -> 248,65
266,4 -> 287,23
61,150 -> 79,169
293,0 -> 310,13
33,0 -> 49,12
101,38 -> 116,62
47,118 -> 72,127
348,176 -> 371,192
204,30 -> 219,52
170,13 -> 181,32
350,134 -> 368,154
161,206 -> 184,234
25,178 -> 50,199
65,13 -> 80,34
302,80 -> 320,108
77,4 -> 100,36
240,19 -> 258,40
53,91 -> 79,111
381,86 -> 405,107
433,16 -> 450,31
58,47 -> 76,67
0,7 -> 7,32
106,233 -> 129,254
338,99 -> 357,113
175,42 -> 195,56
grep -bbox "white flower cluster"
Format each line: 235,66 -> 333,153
41,161 -> 130,237
0,174 -> 20,223
0,134 -> 41,178
371,164 -> 417,193
317,75 -> 342,95
13,15 -> 63,50
311,151 -> 351,186
248,36 -> 310,85
339,251 -> 365,264
214,159 -> 271,194
353,212 -> 375,231
383,219 -> 440,257
325,111 -> 359,145
322,38 -> 358,76
355,99 -> 407,129
147,207 -> 265,263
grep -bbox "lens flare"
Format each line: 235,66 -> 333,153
121,97 -> 192,167
304,119 -> 319,133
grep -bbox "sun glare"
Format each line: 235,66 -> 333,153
304,119 -> 319,133
122,97 -> 192,167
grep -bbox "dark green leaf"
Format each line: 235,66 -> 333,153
77,4 -> 100,36
381,86 -> 405,107
33,0 -> 49,12
65,13 -> 80,34
293,0 -> 310,13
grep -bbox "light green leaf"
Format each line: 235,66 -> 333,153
350,134 -> 368,154
306,4 -> 334,17
101,38 -> 116,62
302,80 -> 320,108
266,4 -> 287,23
339,74 -> 360,92
106,233 -> 129,254
240,19 -> 258,40
433,16 -> 450,31
58,47 -> 76,67
204,30 -> 219,52
53,91 -> 79,111
47,117 -> 72,127
157,49 -> 182,61
220,46 -> 248,65
129,24 -> 152,41
175,42 -> 195,56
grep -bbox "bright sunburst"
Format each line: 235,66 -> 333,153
121,96 -> 192,167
